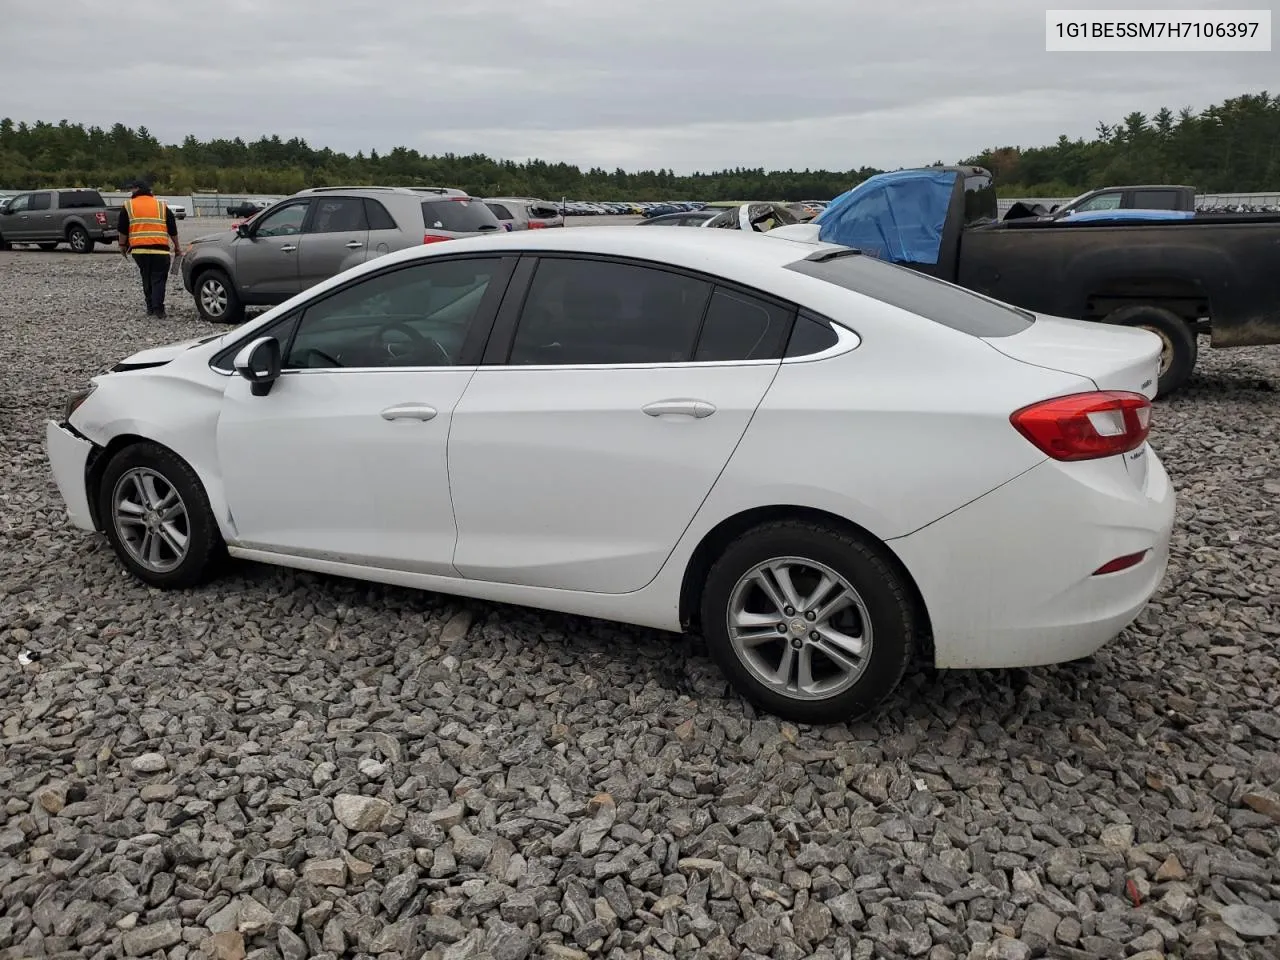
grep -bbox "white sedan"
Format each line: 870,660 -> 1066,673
45,227 -> 1175,724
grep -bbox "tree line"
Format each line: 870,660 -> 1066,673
0,91 -> 1275,201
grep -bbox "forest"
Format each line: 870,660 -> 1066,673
0,91 -> 1276,201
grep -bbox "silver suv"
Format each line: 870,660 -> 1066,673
181,186 -> 503,323
483,197 -> 565,231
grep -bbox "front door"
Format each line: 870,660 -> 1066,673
296,195 -> 371,290
233,199 -> 311,301
448,255 -> 792,594
215,252 -> 515,572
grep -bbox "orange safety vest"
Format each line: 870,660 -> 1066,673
124,195 -> 171,252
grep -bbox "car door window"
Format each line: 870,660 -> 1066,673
253,202 -> 309,237
6,194 -> 30,213
1131,190 -> 1178,209
1076,192 -> 1122,212
508,258 -> 712,365
364,199 -> 397,230
693,287 -> 793,362
283,257 -> 505,369
29,193 -> 51,211
307,196 -> 368,233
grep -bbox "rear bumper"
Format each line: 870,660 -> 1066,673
45,420 -> 97,533
891,450 -> 1176,670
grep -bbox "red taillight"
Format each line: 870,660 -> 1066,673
1093,550 -> 1149,575
95,212 -> 107,224
1010,391 -> 1152,462
528,220 -> 546,229
423,234 -> 452,244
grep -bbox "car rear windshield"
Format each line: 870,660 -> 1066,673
784,251 -> 1034,338
421,198 -> 500,233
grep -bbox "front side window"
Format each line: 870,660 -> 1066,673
283,257 -> 504,369
308,197 -> 368,233
254,202 -> 309,237
1076,192 -> 1122,212
508,257 -> 712,365
6,194 -> 30,213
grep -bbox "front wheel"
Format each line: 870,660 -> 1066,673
97,441 -> 225,589
699,520 -> 918,724
67,225 -> 93,254
194,268 -> 245,324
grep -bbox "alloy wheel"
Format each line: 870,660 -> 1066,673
726,556 -> 874,701
200,278 -> 228,317
111,467 -> 191,573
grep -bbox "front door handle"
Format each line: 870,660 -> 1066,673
380,403 -> 438,421
280,244 -> 297,253
345,240 -> 364,249
642,399 -> 716,419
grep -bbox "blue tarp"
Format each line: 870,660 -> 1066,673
1058,209 -> 1197,222
815,168 -> 957,264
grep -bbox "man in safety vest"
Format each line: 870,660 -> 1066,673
117,179 -> 182,319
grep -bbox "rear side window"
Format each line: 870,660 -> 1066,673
785,252 -> 1034,338
309,197 -> 368,233
364,198 -> 397,231
422,198 -> 501,232
694,288 -> 792,361
486,202 -> 514,220
58,190 -> 103,208
29,193 -> 52,211
1131,190 -> 1179,209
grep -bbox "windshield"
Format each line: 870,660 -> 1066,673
785,251 -> 1034,338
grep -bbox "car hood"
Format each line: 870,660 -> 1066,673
108,333 -> 226,372
188,231 -> 232,246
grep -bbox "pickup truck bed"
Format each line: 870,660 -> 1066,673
809,167 -> 1280,397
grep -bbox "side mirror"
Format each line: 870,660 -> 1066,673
233,336 -> 282,396
235,222 -> 251,238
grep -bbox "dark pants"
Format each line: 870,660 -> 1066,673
133,253 -> 171,315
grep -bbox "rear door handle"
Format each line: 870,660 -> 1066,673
642,399 -> 716,419
380,403 -> 438,421
280,244 -> 297,253
345,241 -> 364,249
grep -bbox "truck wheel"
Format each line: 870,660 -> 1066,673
1103,305 -> 1197,398
194,269 -> 245,324
67,225 -> 94,254
38,242 -> 59,251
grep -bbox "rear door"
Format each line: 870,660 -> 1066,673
233,199 -> 311,300
446,255 -> 793,594
295,195 -> 371,289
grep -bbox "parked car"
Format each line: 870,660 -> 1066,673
181,186 -> 503,323
169,203 -> 187,220
704,202 -> 802,232
785,165 -> 1280,396
483,197 -> 565,231
226,199 -> 273,218
1050,184 -> 1196,217
0,188 -> 119,253
45,226 -> 1173,724
636,210 -> 720,227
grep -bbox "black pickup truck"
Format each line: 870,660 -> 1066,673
796,166 -> 1280,397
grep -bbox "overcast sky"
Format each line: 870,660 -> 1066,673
2,0 -> 1272,174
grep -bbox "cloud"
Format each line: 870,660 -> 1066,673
0,0 -> 1270,173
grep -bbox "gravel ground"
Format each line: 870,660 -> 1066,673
2,242 -> 1278,960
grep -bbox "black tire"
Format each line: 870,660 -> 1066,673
1103,304 -> 1197,398
699,520 -> 918,724
193,268 -> 245,324
38,242 -> 59,251
67,225 -> 93,254
97,441 -> 225,589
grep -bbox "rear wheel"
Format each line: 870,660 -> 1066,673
699,520 -> 918,724
194,268 -> 245,324
97,441 -> 225,589
1103,304 -> 1197,398
67,225 -> 93,254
